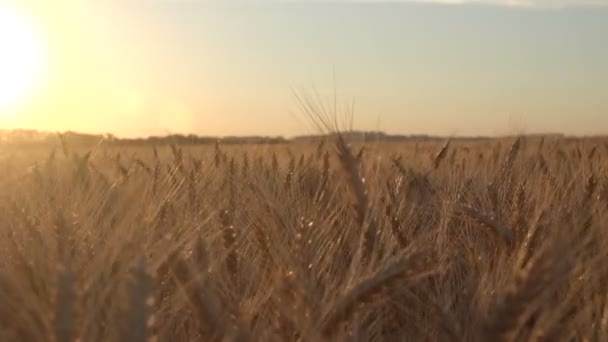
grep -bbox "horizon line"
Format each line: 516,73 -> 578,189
1,128 -> 606,141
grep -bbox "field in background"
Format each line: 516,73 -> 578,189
1,135 -> 607,341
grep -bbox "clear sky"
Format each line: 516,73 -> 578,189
0,0 -> 607,137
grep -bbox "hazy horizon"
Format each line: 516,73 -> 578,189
1,0 -> 606,138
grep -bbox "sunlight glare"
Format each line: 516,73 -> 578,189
0,4 -> 47,114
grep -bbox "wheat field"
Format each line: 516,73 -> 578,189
1,131 -> 607,341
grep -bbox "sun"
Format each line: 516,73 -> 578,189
0,4 -> 47,113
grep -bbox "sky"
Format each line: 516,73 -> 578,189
1,0 -> 607,137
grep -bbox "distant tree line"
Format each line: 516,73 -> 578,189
0,128 -> 578,148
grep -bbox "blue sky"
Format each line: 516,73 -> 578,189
8,0 -> 608,137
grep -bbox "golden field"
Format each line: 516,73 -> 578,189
1,133 -> 607,341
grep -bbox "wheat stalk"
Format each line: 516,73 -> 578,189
124,257 -> 155,342
320,246 -> 435,337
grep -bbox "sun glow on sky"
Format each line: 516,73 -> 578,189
0,1 -> 606,137
0,3 -> 47,116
